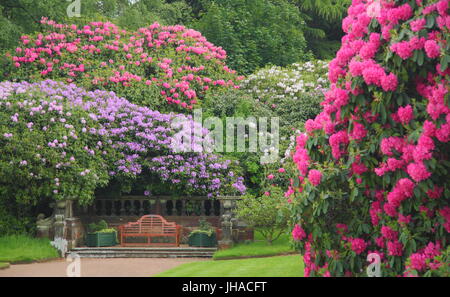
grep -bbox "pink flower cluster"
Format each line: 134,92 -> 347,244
9,18 -> 243,110
292,224 -> 306,241
405,242 -> 443,274
349,238 -> 368,255
307,170 -> 323,186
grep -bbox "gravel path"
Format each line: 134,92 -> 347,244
0,258 -> 205,277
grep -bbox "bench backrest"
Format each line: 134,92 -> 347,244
121,215 -> 177,234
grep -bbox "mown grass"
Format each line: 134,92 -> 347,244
213,231 -> 294,260
155,255 -> 304,277
0,262 -> 10,269
0,235 -> 60,263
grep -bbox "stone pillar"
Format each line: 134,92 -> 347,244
218,213 -> 233,249
53,200 -> 68,240
65,218 -> 84,250
217,196 -> 240,249
65,199 -> 85,249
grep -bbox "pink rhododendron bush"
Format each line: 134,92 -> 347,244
2,18 -> 243,111
280,0 -> 449,276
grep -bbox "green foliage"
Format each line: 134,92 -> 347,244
0,234 -> 59,263
0,195 -> 35,236
191,0 -> 311,75
293,0 -> 350,22
290,0 -> 351,59
87,220 -> 109,233
236,188 -> 290,245
115,0 -> 193,30
189,217 -> 215,237
198,217 -> 214,231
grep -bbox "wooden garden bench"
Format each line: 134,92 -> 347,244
119,215 -> 181,247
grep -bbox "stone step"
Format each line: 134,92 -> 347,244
69,247 -> 217,258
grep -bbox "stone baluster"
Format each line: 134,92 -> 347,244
119,200 -> 125,216
160,199 -> 166,216
200,200 -> 206,216
97,200 -> 103,216
181,199 -> 186,216
138,200 -> 144,216
219,200 -> 225,216
129,199 -> 136,216
92,201 -> 97,216
149,200 -> 155,214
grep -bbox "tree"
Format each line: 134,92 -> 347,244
191,0 -> 311,75
290,0 -> 351,59
236,188 -> 290,245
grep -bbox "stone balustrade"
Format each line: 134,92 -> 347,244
77,196 -> 226,218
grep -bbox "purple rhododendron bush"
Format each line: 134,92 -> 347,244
277,0 -> 450,276
3,18 -> 243,112
0,80 -> 245,206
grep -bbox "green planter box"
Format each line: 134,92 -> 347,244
188,233 -> 217,247
85,232 -> 117,247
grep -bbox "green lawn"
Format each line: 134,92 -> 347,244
0,262 -> 9,269
155,255 -> 304,277
0,235 -> 60,263
213,231 -> 294,260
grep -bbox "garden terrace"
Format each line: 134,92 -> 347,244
74,195 -> 254,244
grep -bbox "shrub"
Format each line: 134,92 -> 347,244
87,220 -> 109,233
279,0 -> 449,277
240,60 -> 330,105
201,62 -> 326,194
2,18 -> 243,112
0,197 -> 35,236
0,81 -> 115,205
239,61 -> 328,139
189,218 -> 215,237
0,80 -> 246,209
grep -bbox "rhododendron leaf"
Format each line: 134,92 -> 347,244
414,187 -> 421,198
440,55 -> 450,72
408,129 -> 421,142
350,187 -> 358,202
380,106 -> 387,123
356,94 -> 365,105
426,15 -> 435,29
417,51 -> 425,66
